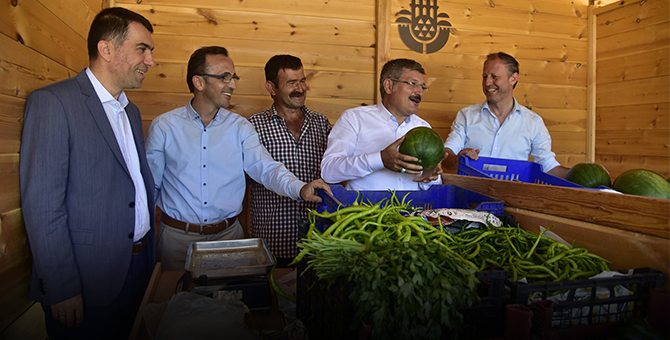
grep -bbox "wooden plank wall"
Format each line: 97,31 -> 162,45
386,0 -> 591,168
594,0 -> 670,178
112,0 -> 378,134
0,0 -> 103,337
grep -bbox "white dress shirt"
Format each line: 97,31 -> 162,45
444,99 -> 561,173
321,103 -> 441,191
85,68 -> 150,242
145,101 -> 305,224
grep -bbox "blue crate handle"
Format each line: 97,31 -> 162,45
457,155 -> 604,190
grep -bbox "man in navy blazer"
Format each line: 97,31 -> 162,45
20,8 -> 157,340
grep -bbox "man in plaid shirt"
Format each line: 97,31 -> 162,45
248,55 -> 331,266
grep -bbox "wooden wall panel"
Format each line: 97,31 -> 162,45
391,28 -> 588,62
0,155 -> 20,221
0,261 -> 34,333
596,76 -> 669,107
0,34 -> 74,99
119,0 -> 376,21
595,154 -> 670,178
596,0 -> 668,38
0,95 -> 24,154
596,130 -> 670,158
595,0 -> 669,179
393,0 -> 587,40
597,103 -> 669,131
122,4 -> 376,47
0,209 -> 29,275
150,35 -> 375,72
597,21 -> 669,60
38,0 -> 98,40
0,0 -> 88,71
596,47 -> 669,84
391,50 -> 587,86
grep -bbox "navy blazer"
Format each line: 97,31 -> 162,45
19,70 -> 156,306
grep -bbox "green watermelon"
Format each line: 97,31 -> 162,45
612,169 -> 670,199
565,163 -> 611,188
399,127 -> 444,170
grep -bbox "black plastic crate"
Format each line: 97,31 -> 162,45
297,264 -> 508,340
505,268 -> 666,340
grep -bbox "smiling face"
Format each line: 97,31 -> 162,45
198,54 -> 237,108
270,67 -> 307,110
110,22 -> 155,92
383,68 -> 425,121
482,58 -> 518,105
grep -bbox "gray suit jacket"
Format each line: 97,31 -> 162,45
20,70 -> 156,306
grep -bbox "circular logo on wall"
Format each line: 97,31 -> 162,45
395,0 -> 452,54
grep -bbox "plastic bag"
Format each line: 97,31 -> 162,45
275,269 -> 297,319
154,291 -> 261,340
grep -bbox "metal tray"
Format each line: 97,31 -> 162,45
184,238 -> 275,280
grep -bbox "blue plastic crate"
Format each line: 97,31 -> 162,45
458,155 -> 591,189
318,184 -> 504,214
313,184 -> 504,232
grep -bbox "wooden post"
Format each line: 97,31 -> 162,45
375,0 -> 391,104
586,3 -> 596,163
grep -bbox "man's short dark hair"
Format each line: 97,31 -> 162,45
485,52 -> 519,88
379,58 -> 425,99
265,55 -> 303,87
186,46 -> 230,93
87,7 -> 153,61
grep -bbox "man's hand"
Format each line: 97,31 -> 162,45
300,179 -> 332,203
413,163 -> 443,183
381,136 -> 423,175
458,148 -> 480,160
51,294 -> 84,328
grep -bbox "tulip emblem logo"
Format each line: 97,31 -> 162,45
395,0 -> 452,54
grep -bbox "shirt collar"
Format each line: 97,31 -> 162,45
268,104 -> 313,121
186,99 -> 226,123
482,98 -> 521,117
378,102 -> 412,125
85,67 -> 128,109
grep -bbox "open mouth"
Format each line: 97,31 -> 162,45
137,69 -> 146,75
486,87 -> 497,93
409,95 -> 422,104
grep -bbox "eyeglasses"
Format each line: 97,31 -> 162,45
389,78 -> 429,91
198,72 -> 240,84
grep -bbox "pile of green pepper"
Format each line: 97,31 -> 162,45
292,193 -> 611,339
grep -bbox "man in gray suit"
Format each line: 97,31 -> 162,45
20,8 -> 156,340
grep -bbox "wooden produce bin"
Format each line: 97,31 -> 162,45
129,263 -> 294,340
442,174 -> 670,281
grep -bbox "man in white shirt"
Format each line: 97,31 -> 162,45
321,58 -> 442,191
443,52 -> 570,178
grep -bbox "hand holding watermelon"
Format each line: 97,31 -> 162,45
381,136 -> 425,175
397,127 -> 445,171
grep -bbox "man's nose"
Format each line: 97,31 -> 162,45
227,78 -> 238,90
145,52 -> 156,68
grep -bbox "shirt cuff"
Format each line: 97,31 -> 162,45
290,181 -> 307,201
369,152 -> 385,172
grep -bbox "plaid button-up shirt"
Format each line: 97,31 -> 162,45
248,105 -> 331,258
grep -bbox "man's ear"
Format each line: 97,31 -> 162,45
510,72 -> 519,87
192,75 -> 205,92
97,40 -> 114,62
265,80 -> 276,96
383,78 -> 394,96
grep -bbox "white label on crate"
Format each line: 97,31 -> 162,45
483,164 -> 507,172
